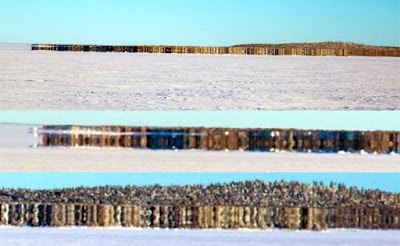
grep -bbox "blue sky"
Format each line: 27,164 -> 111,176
1,0 -> 399,46
1,111 -> 399,131
0,173 -> 398,192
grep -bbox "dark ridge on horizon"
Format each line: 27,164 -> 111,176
35,125 -> 400,154
2,41 -> 399,49
0,180 -> 397,207
31,41 -> 400,57
1,180 -> 398,230
233,41 -> 400,49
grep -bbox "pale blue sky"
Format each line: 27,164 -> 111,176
1,111 -> 399,131
0,173 -> 398,192
0,0 -> 399,46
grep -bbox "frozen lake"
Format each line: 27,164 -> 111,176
0,227 -> 398,246
0,49 -> 399,110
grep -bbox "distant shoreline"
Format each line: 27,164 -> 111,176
0,180 -> 398,230
30,42 -> 400,57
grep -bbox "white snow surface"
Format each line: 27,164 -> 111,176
0,50 -> 399,110
0,43 -> 30,51
0,227 -> 398,246
1,147 -> 399,172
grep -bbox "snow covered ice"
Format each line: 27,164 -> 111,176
0,227 -> 398,246
1,148 -> 399,172
0,49 -> 399,110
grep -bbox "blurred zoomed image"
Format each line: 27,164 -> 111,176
0,173 -> 399,246
0,111 -> 399,172
0,111 -> 398,245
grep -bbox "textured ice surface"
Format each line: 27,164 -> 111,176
0,50 -> 399,110
0,227 -> 398,246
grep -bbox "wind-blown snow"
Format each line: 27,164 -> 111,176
0,227 -> 398,246
0,50 -> 399,110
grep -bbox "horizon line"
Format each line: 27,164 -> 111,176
2,41 -> 400,48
